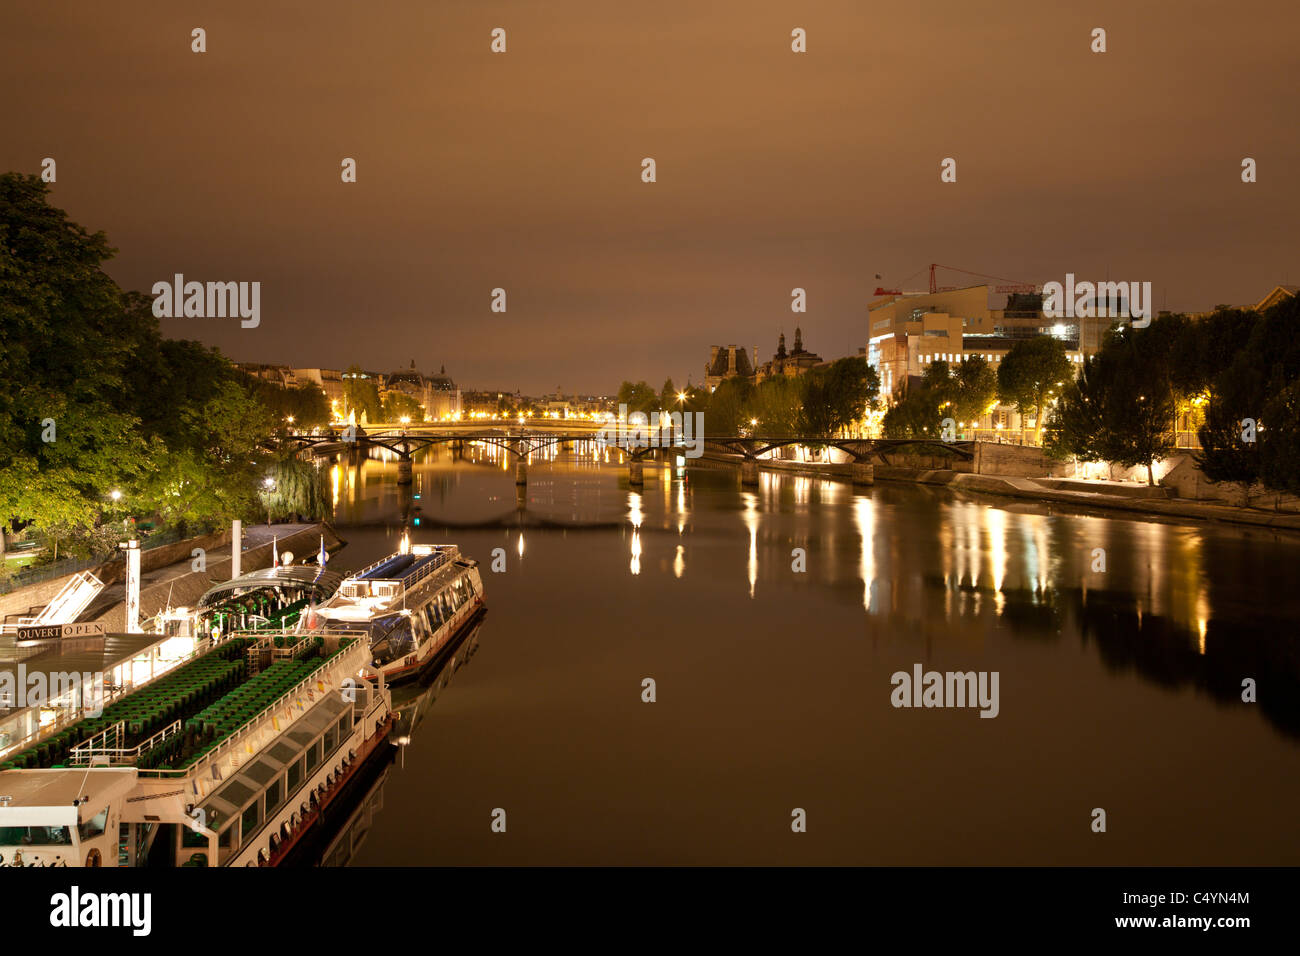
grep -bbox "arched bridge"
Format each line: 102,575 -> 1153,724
282,428 -> 975,488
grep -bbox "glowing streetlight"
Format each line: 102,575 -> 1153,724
110,489 -> 122,501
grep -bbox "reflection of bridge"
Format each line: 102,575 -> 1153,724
286,427 -> 974,488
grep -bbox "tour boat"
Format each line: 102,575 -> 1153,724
306,543 -> 485,685
192,565 -> 346,641
0,631 -> 393,867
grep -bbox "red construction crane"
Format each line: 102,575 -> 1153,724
875,264 -> 1039,298
930,263 -> 1040,295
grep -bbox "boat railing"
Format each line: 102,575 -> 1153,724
137,635 -> 372,780
341,548 -> 454,600
69,719 -> 182,767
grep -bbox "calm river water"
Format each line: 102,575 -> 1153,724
322,442 -> 1300,865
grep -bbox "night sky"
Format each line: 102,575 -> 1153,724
5,1 -> 1297,393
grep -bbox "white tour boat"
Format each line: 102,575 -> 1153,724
307,543 -> 485,685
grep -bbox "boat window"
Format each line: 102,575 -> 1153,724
369,615 -> 415,665
306,740 -> 322,772
219,826 -> 234,849
241,802 -> 261,838
181,825 -> 208,848
323,726 -> 337,754
0,826 -> 73,846
78,807 -> 110,841
266,777 -> 284,815
287,759 -> 303,793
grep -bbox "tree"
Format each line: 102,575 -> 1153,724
1259,379 -> 1300,495
950,355 -> 999,424
997,336 -> 1073,443
0,174 -> 285,554
660,378 -> 680,412
616,380 -> 659,416
259,455 -> 331,523
1047,326 -> 1175,484
800,357 -> 879,436
920,357 -> 996,427
1196,293 -> 1300,490
748,376 -> 802,438
381,390 -> 423,422
881,386 -> 943,438
342,367 -> 381,424
704,377 -> 754,435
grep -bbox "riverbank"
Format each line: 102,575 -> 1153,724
695,451 -> 1300,533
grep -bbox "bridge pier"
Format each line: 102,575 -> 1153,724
397,456 -> 413,485
852,462 -> 874,486
740,459 -> 760,486
515,460 -> 528,487
629,460 -> 644,487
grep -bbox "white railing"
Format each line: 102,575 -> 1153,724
139,636 -> 370,780
70,719 -> 181,766
17,571 -> 104,626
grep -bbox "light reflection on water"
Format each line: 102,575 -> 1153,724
319,443 -> 1300,865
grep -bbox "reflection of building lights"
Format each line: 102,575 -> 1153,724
741,492 -> 758,598
854,496 -> 875,612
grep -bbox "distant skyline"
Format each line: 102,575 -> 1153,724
5,0 -> 1298,393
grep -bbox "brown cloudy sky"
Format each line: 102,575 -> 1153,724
4,0 -> 1298,393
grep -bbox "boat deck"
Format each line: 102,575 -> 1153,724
0,634 -> 359,773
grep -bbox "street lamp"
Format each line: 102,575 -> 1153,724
263,477 -> 275,526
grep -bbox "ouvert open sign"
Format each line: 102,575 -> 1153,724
15,622 -> 105,640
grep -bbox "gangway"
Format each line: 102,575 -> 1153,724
16,570 -> 104,627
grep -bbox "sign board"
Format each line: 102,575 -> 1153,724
15,622 -> 106,641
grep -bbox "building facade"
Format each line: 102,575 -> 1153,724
704,345 -> 756,391
381,361 -> 462,420
755,328 -> 824,383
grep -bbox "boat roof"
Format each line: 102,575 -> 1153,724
349,547 -> 456,584
0,768 -> 137,827
0,633 -> 169,683
199,566 -> 344,608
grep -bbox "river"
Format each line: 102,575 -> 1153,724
321,441 -> 1300,865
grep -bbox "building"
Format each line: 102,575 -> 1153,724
865,284 -> 1118,437
381,361 -> 462,420
237,363 -> 295,388
291,368 -> 345,404
755,328 -> 824,383
1254,284 -> 1298,312
704,345 -> 756,391
867,285 -> 1106,402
